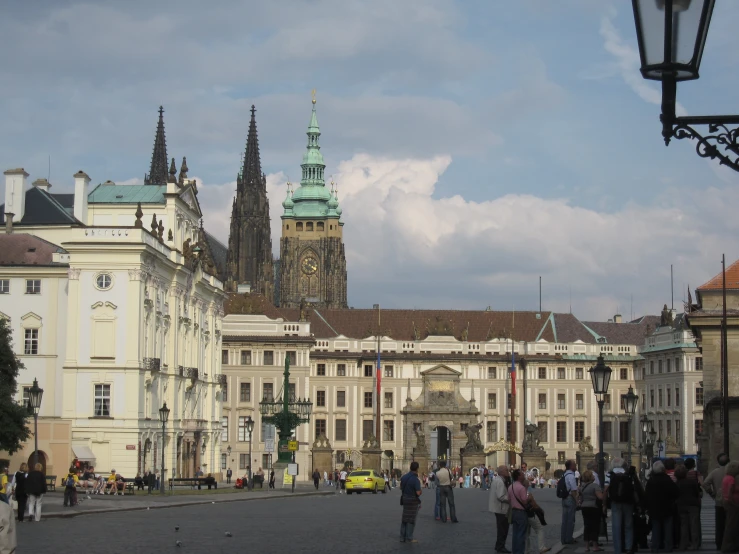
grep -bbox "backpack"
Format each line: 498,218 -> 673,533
66,475 -> 76,488
608,471 -> 635,504
556,472 -> 571,499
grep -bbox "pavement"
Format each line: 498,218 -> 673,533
16,483 -> 553,553
32,482 -> 334,519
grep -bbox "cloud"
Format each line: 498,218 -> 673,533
197,153 -> 739,321
599,14 -> 687,116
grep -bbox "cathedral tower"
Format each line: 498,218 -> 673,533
144,106 -> 169,186
225,106 -> 274,298
278,95 -> 348,308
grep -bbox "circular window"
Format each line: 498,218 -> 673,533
96,273 -> 113,290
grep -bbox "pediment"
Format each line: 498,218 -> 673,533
421,364 -> 460,376
21,312 -> 42,328
178,185 -> 202,217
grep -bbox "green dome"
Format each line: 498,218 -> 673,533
282,98 -> 342,221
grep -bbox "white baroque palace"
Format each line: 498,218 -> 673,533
1,167 -> 227,479
221,302 -> 702,478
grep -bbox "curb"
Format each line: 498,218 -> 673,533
37,490 -> 335,520
549,528 -> 584,554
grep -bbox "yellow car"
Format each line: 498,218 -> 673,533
345,469 -> 386,494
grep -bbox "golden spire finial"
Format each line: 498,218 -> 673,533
311,88 -> 316,105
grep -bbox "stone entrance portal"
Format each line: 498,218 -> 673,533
401,365 -> 482,473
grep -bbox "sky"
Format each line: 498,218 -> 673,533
2,0 -> 738,321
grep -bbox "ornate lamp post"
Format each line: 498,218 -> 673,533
589,355 -> 612,486
245,416 -> 255,491
648,427 -> 658,465
159,402 -> 170,495
624,386 -> 639,466
27,378 -> 44,468
259,357 -> 313,481
631,0 -> 739,172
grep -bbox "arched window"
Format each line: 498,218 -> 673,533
286,224 -> 289,230
317,222 -> 324,231
296,222 -> 303,231
306,222 -> 314,231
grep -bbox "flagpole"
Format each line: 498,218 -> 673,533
509,309 -> 516,467
376,304 -> 382,446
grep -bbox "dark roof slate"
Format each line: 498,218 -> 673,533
204,231 -> 228,279
582,315 -> 660,345
553,313 -> 598,343
1,187 -> 79,226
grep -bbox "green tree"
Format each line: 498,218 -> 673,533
0,318 -> 31,454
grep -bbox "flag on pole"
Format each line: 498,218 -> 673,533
377,342 -> 382,396
510,340 -> 516,395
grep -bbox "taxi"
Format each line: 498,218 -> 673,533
344,469 -> 386,494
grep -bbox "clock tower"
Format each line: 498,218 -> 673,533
278,95 -> 348,309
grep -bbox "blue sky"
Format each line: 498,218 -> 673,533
1,0 -> 738,320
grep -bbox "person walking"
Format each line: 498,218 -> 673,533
312,469 -> 320,490
269,469 -> 275,489
508,469 -> 530,554
604,457 -> 637,554
435,460 -> 459,523
579,470 -> 603,552
645,461 -> 679,553
25,463 -> 46,522
428,467 -> 440,520
705,452 -> 730,550
226,468 -> 232,485
0,500 -> 16,553
63,468 -> 78,507
721,461 -> 739,552
399,462 -> 422,543
11,464 -> 28,522
490,465 -> 511,553
675,464 -> 701,550
559,460 -> 578,545
339,468 -> 347,494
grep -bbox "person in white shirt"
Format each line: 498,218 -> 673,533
339,469 -> 347,493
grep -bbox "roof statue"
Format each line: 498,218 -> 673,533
144,106 -> 169,186
660,304 -> 674,327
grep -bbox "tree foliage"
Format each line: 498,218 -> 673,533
0,318 -> 31,454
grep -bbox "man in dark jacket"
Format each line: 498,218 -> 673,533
25,464 -> 47,522
645,461 -> 680,552
312,469 -> 320,490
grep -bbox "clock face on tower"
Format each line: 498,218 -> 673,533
301,256 -> 318,275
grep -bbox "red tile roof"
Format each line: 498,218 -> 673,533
697,258 -> 739,291
0,234 -> 67,266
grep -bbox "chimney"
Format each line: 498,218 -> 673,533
32,178 -> 52,192
613,314 -> 622,324
74,171 -> 91,223
4,168 -> 29,232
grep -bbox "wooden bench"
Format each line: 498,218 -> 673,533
169,477 -> 217,491
46,475 -> 57,492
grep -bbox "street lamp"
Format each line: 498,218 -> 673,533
246,416 -> 254,491
589,354 -> 612,487
158,402 -> 170,496
624,386 -> 638,466
259,357 -> 313,472
631,0 -> 739,172
27,378 -> 44,469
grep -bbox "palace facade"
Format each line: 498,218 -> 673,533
220,301 -> 697,476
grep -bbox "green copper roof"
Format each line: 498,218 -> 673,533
88,184 -> 166,204
283,98 -> 342,220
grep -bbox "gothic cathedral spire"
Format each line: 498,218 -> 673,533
278,93 -> 348,309
225,105 -> 274,299
144,106 -> 169,186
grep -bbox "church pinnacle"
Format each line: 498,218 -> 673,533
239,105 -> 265,192
144,106 -> 169,186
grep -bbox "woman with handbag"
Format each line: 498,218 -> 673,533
508,469 -> 531,554
11,463 -> 28,522
578,470 -> 603,552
